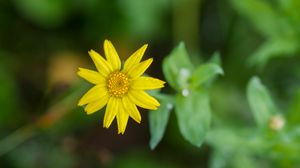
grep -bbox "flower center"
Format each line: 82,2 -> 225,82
107,71 -> 129,97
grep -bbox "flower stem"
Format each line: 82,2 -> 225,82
0,125 -> 36,157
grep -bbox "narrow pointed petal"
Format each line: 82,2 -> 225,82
77,68 -> 106,85
78,85 -> 108,106
104,40 -> 121,71
88,50 -> 113,77
131,77 -> 165,90
122,96 -> 141,123
127,58 -> 153,79
103,98 -> 119,128
123,44 -> 148,73
128,90 -> 160,110
84,95 -> 109,114
116,102 -> 129,134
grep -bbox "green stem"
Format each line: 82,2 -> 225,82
0,82 -> 85,157
0,125 -> 36,157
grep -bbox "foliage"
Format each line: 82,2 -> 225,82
231,0 -> 300,67
1,0 -> 300,167
149,43 -> 223,148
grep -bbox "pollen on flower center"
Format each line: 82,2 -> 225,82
107,71 -> 129,97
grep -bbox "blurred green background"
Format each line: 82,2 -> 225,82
1,0 -> 300,167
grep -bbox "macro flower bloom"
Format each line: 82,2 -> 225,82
78,40 -> 165,134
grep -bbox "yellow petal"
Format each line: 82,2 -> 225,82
123,44 -> 148,73
103,98 -> 119,128
104,40 -> 121,71
127,58 -> 153,79
131,77 -> 165,90
122,96 -> 141,123
78,85 -> 108,106
116,102 -> 129,134
77,68 -> 106,85
84,95 -> 109,114
88,50 -> 113,77
128,90 -> 160,110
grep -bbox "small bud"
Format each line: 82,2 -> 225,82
182,89 -> 190,97
167,103 -> 173,110
179,68 -> 191,79
269,115 -> 285,131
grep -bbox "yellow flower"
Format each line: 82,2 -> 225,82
78,40 -> 165,134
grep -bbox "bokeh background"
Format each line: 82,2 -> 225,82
1,0 -> 300,167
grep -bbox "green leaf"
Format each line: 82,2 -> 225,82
175,89 -> 211,147
249,37 -> 299,67
247,77 -> 279,128
162,42 -> 194,91
190,63 -> 223,89
149,98 -> 173,150
230,0 -> 279,37
209,52 -> 222,65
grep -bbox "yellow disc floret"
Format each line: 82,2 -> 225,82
107,71 -> 129,97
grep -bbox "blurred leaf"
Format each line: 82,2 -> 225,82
249,37 -> 299,67
209,52 -> 222,65
8,139 -> 74,168
14,0 -> 71,28
206,128 -> 242,151
0,58 -> 20,129
287,89 -> 300,125
119,0 -> 169,38
162,42 -> 194,91
190,63 -> 223,89
230,0 -> 280,37
271,141 -> 300,160
211,150 -> 258,168
114,151 -> 178,168
247,77 -> 280,128
232,153 -> 258,168
210,150 -> 232,168
277,0 -> 300,28
175,89 -> 211,147
149,97 -> 173,150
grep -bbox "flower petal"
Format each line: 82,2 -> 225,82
116,102 -> 129,134
127,58 -> 153,79
131,77 -> 165,90
122,96 -> 141,123
78,85 -> 108,106
88,49 -> 113,77
104,40 -> 121,71
77,68 -> 106,85
123,44 -> 148,73
103,97 -> 119,128
128,90 -> 160,110
84,95 -> 109,114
